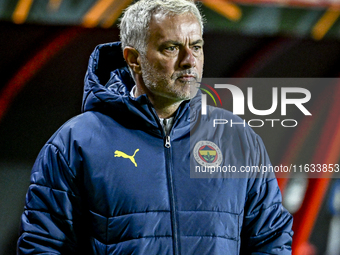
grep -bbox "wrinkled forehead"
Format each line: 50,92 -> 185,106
148,12 -> 202,43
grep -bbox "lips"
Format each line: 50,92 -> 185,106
178,76 -> 196,83
176,72 -> 198,82
180,74 -> 195,79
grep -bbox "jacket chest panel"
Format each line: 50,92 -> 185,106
81,127 -> 170,216
77,122 -> 246,249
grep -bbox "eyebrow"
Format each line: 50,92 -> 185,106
161,39 -> 204,46
191,39 -> 204,46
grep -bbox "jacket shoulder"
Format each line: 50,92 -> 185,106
46,111 -> 113,156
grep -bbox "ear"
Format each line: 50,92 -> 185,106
123,46 -> 142,74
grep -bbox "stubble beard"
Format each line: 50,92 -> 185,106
140,57 -> 201,101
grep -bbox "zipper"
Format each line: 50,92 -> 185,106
165,135 -> 171,148
164,135 -> 180,255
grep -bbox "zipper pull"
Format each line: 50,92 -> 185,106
165,135 -> 171,148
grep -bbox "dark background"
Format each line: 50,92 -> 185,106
1,8 -> 340,255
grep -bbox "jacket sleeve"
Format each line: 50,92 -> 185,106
240,136 -> 294,254
17,142 -> 86,254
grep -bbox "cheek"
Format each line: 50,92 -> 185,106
197,56 -> 204,71
156,62 -> 175,76
197,52 -> 204,64
145,54 -> 176,77
156,55 -> 177,70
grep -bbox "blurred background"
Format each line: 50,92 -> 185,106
1,0 -> 340,254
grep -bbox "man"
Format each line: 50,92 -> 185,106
17,0 -> 293,254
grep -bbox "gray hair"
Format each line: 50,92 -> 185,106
119,0 -> 204,55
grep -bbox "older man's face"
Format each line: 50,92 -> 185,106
140,12 -> 204,102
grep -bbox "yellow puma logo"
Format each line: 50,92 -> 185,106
114,149 -> 139,167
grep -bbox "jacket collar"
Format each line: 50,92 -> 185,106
82,42 -> 197,138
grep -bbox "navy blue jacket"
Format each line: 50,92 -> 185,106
18,42 -> 293,254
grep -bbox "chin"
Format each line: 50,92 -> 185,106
189,86 -> 199,98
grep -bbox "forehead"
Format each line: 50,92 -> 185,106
148,12 -> 202,43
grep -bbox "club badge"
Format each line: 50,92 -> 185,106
193,141 -> 223,167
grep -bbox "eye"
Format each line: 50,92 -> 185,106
192,45 -> 202,51
166,46 -> 177,51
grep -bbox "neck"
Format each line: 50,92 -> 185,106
134,83 -> 182,119
149,97 -> 182,119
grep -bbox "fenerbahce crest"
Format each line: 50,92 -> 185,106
193,141 -> 223,167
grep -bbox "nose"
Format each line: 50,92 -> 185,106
179,47 -> 196,69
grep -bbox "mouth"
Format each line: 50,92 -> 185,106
177,75 -> 197,82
